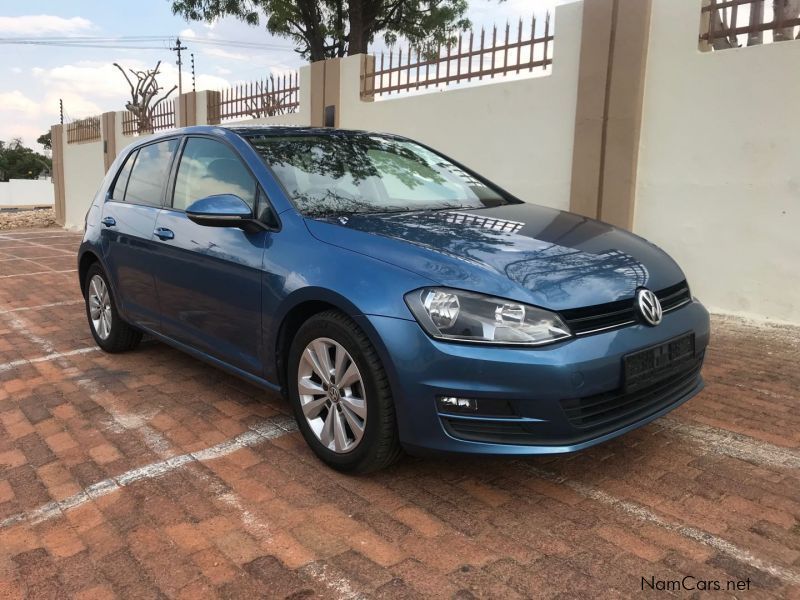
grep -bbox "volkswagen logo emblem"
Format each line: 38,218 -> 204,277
328,386 -> 341,403
636,288 -> 663,326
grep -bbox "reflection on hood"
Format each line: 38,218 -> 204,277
305,203 -> 685,310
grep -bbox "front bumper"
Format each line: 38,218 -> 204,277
357,300 -> 710,456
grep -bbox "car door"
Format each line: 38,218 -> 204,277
100,139 -> 178,330
151,136 -> 269,375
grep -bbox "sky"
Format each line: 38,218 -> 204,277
0,0 -> 560,149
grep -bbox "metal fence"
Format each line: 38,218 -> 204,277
361,13 -> 552,98
122,99 -> 176,135
700,0 -> 800,49
208,74 -> 300,123
66,117 -> 101,144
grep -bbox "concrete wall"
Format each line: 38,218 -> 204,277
635,0 -> 800,323
337,1 -> 583,211
61,133 -> 105,230
0,179 -> 54,208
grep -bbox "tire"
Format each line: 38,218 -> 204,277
84,263 -> 142,353
287,310 -> 402,473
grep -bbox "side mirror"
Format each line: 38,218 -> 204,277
185,194 -> 253,228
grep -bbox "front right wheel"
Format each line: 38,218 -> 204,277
287,310 -> 402,473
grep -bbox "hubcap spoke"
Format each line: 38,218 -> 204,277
333,346 -> 347,383
303,346 -> 330,384
297,337 -> 367,454
340,403 -> 365,443
301,395 -> 328,420
298,377 -> 326,397
337,363 -> 360,389
319,407 -> 335,448
311,340 -> 334,381
340,394 -> 366,419
90,278 -> 101,300
332,408 -> 349,452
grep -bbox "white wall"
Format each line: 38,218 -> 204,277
635,0 -> 800,323
62,133 -> 105,230
337,1 -> 583,211
0,179 -> 54,208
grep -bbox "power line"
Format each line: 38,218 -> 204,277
0,35 -> 295,51
0,41 -> 170,49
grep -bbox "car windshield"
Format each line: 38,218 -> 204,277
247,133 -> 511,217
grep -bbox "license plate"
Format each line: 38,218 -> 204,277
624,333 -> 695,392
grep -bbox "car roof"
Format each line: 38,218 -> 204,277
119,125 -> 407,154
224,125 -> 377,137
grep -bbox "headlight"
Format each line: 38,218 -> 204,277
405,288 -> 572,346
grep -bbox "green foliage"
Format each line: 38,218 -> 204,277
170,0 -> 472,62
0,139 -> 52,182
37,131 -> 52,151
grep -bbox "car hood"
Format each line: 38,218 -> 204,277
303,203 -> 686,310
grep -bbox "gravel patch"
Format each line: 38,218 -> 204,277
0,208 -> 57,231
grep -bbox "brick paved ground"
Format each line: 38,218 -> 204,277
0,228 -> 798,599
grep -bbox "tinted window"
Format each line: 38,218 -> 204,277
172,137 -> 257,212
125,139 -> 178,207
109,150 -> 136,202
248,134 -> 508,217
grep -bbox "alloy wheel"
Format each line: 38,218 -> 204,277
297,337 -> 367,453
88,274 -> 112,340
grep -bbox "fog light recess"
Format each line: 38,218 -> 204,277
437,396 -> 479,413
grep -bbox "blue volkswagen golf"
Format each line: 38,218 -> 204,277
78,126 -> 709,472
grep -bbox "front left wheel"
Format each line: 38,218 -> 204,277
84,263 -> 142,353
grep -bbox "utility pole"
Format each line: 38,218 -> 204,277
191,53 -> 196,91
59,99 -> 63,124
170,37 -> 188,95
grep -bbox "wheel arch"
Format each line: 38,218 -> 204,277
78,249 -> 102,297
271,287 -> 389,397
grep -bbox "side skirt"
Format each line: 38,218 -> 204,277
134,323 -> 284,396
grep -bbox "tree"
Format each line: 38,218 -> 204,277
114,60 -> 178,134
170,0 -> 472,62
0,139 -> 52,182
37,131 -> 52,151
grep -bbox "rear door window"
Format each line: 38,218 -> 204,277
124,139 -> 179,207
172,137 -> 257,212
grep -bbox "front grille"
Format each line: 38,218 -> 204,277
559,353 -> 703,432
559,280 -> 692,335
441,352 -> 704,446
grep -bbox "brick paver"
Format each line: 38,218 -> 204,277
0,227 -> 798,599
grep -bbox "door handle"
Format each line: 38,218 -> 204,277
101,216 -> 116,227
154,227 -> 174,241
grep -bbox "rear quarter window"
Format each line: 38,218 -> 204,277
109,150 -> 137,202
